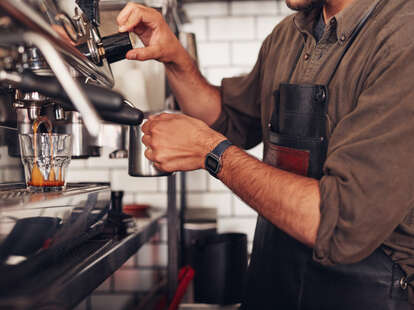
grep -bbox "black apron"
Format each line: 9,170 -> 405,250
242,1 -> 412,309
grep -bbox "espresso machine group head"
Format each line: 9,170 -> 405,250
0,0 -> 144,159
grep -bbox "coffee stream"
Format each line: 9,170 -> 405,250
29,116 -> 64,188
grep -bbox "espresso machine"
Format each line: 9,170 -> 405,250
0,0 -> 169,308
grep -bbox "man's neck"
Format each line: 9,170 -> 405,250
323,0 -> 355,20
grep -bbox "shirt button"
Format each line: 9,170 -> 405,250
340,34 -> 346,42
315,249 -> 324,260
304,53 -> 310,60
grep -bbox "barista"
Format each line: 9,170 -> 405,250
117,0 -> 414,308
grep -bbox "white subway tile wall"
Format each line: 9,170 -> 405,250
197,42 -> 231,66
186,192 -> 233,216
74,1 -> 293,309
232,41 -> 262,66
209,17 -> 256,41
230,1 -> 278,16
183,2 -> 228,17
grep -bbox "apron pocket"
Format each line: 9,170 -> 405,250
264,143 -> 310,176
266,132 -> 327,179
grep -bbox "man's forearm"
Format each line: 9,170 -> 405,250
218,146 -> 321,247
165,54 -> 222,126
115,3 -> 222,125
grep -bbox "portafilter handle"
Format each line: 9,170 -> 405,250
78,32 -> 133,64
101,32 -> 133,64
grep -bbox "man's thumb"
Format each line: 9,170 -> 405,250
126,46 -> 162,61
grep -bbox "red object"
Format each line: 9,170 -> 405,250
123,204 -> 150,217
42,238 -> 53,249
155,266 -> 195,310
168,266 -> 195,310
264,144 -> 310,176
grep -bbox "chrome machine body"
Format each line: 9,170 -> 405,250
0,1 -> 146,304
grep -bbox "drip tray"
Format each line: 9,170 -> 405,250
0,182 -> 111,210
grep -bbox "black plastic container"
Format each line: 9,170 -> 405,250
193,233 -> 247,305
183,222 -> 217,267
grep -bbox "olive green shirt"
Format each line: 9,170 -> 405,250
212,0 -> 414,301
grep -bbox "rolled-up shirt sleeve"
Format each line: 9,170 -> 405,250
211,36 -> 272,149
314,41 -> 414,265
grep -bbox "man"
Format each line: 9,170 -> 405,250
117,0 -> 414,308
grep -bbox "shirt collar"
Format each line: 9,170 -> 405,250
293,0 -> 378,45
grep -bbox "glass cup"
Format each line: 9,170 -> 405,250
19,133 -> 72,192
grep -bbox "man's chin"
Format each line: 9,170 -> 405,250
285,0 -> 324,11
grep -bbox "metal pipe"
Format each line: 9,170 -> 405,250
167,174 -> 179,303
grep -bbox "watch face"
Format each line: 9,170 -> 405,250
206,154 -> 219,173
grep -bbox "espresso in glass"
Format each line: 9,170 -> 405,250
19,117 -> 72,192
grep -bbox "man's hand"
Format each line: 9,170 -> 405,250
141,113 -> 226,172
117,3 -> 189,66
117,3 -> 221,127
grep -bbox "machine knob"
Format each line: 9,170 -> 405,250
111,191 -> 124,213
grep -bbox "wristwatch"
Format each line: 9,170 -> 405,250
205,140 -> 233,178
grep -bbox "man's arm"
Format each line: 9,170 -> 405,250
141,113 -> 321,247
119,3 -> 321,247
117,3 -> 221,126
218,145 -> 321,247
165,57 -> 222,126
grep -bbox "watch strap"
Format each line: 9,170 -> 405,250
211,140 -> 232,157
205,139 -> 233,178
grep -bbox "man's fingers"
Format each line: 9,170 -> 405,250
153,161 -> 173,173
118,4 -> 160,32
120,7 -> 145,32
149,113 -> 176,121
141,134 -> 151,147
117,3 -> 135,27
141,119 -> 161,134
141,119 -> 152,134
144,147 -> 154,161
126,46 -> 162,61
158,113 -> 176,120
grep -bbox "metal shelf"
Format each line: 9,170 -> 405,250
0,210 -> 165,309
